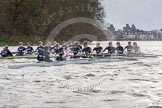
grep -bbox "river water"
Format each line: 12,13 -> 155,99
0,41 -> 162,108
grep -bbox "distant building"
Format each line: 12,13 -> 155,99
123,24 -> 131,32
108,23 -> 160,40
158,30 -> 162,39
131,24 -> 137,32
108,24 -> 115,33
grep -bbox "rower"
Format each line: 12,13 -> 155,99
116,42 -> 124,54
133,42 -> 140,53
49,41 -> 57,53
46,42 -> 52,51
16,42 -> 26,56
68,41 -> 74,51
103,42 -> 115,55
93,42 -> 103,56
61,41 -> 68,52
55,43 -> 65,61
82,41 -> 92,57
26,42 -> 34,55
35,41 -> 44,54
124,41 -> 133,54
37,46 -> 51,62
78,41 -> 83,50
72,42 -> 82,58
36,41 -> 45,61
0,45 -> 13,57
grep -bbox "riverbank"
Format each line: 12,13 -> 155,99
0,36 -> 45,46
1,36 -> 162,46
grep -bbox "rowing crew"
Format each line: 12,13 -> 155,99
0,41 -> 140,61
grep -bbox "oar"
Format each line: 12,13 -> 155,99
147,54 -> 162,57
141,53 -> 162,57
11,52 -> 17,54
103,53 -> 127,56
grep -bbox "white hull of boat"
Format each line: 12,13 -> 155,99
8,56 -> 138,69
8,58 -> 91,69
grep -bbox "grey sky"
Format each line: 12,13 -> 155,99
102,0 -> 162,31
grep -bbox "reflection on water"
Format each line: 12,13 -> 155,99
0,41 -> 162,108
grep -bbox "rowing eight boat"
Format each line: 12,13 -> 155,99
7,56 -> 139,69
5,53 -> 159,69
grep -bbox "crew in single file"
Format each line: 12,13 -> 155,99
1,41 -> 142,60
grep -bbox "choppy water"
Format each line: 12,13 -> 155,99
0,41 -> 162,108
